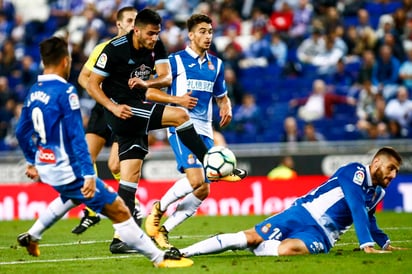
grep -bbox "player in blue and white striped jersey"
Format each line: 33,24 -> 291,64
145,14 -> 246,249
180,147 -> 408,257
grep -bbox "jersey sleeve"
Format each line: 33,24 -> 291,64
15,103 -> 36,165
60,85 -> 95,178
213,58 -> 227,98
84,41 -> 108,71
338,164 -> 375,249
92,42 -> 116,78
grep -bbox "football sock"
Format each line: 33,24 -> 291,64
159,177 -> 194,211
85,206 -> 97,217
252,240 -> 280,256
113,217 -> 164,263
29,197 -> 76,240
163,193 -> 202,232
180,231 -> 247,257
175,120 -> 208,163
118,180 -> 137,215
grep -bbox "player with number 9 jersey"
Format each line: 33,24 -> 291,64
16,74 -> 95,186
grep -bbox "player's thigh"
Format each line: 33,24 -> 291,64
108,141 -> 120,173
162,105 -> 189,127
120,158 -> 143,182
278,238 -> 310,255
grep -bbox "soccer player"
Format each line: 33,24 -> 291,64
145,14 -> 247,249
71,6 -> 138,241
15,36 -> 193,268
179,147 -> 408,257
87,8 -> 238,253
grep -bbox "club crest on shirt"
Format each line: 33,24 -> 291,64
261,223 -> 271,234
353,170 -> 365,185
96,53 -> 107,69
69,93 -> 80,110
187,154 -> 196,165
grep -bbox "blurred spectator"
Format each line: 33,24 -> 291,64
224,67 -> 244,106
288,0 -> 313,43
280,116 -> 302,142
270,32 -> 287,68
355,8 -> 372,35
384,86 -> 412,129
387,119 -> 407,139
296,27 -> 325,65
356,93 -> 389,138
356,79 -> 379,123
356,49 -> 376,85
3,101 -> 21,150
267,155 -> 298,180
242,27 -> 272,61
249,6 -> 269,35
233,93 -> 262,135
398,43 -> 412,90
321,6 -> 343,34
13,55 -> 38,102
160,18 -> 184,53
309,33 -> 346,74
0,39 -> 19,77
268,2 -> 294,33
372,44 -> 401,100
330,58 -> 356,89
49,0 -> 85,29
289,79 -> 356,122
0,76 -> 15,140
218,3 -> 242,37
302,122 -> 326,142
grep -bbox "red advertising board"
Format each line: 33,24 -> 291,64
1,176 -> 330,220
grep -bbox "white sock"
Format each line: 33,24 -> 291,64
29,198 -> 76,240
252,240 -> 280,256
113,218 -> 164,263
180,231 -> 247,257
163,193 -> 202,232
159,177 -> 194,211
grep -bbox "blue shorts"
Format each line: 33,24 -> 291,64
255,205 -> 332,254
53,177 -> 117,214
168,132 -> 214,173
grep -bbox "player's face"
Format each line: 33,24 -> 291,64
372,156 -> 400,188
118,11 -> 137,35
190,22 -> 213,52
135,24 -> 160,50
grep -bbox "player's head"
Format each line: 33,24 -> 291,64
133,8 -> 161,50
40,36 -> 71,80
370,147 -> 402,188
116,6 -> 137,36
187,14 -> 213,52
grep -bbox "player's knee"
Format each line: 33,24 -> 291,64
277,239 -> 309,256
193,182 -> 209,199
175,109 -> 190,125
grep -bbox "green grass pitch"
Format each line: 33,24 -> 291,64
1,212 -> 411,274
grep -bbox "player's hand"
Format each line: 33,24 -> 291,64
363,246 -> 392,254
81,177 -> 96,199
111,104 -> 132,120
25,165 -> 40,181
219,106 -> 232,128
177,91 -> 198,109
128,77 -> 148,90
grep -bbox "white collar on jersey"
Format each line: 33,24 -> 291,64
365,165 -> 373,187
38,74 -> 68,83
185,46 -> 210,63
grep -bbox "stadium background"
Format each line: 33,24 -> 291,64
1,1 -> 412,219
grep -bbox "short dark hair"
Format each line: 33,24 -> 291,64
374,146 -> 403,165
135,8 -> 161,27
187,14 -> 212,32
39,36 -> 69,67
117,6 -> 137,21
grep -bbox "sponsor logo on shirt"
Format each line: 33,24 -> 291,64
38,147 -> 56,163
69,93 -> 80,110
96,53 -> 107,69
353,170 -> 365,185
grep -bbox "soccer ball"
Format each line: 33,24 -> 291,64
203,146 -> 237,180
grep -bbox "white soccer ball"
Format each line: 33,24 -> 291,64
203,146 -> 237,180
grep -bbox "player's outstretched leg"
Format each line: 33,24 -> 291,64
210,168 -> 248,182
153,225 -> 174,249
17,233 -> 40,257
154,247 -> 193,268
71,208 -> 101,234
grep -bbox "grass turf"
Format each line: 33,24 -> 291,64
0,212 -> 411,274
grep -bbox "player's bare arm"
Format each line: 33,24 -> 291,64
78,66 -> 91,90
216,95 -> 232,128
146,89 -> 198,109
87,72 -> 132,120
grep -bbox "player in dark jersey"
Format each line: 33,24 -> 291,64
87,8 -> 213,250
15,36 -> 193,268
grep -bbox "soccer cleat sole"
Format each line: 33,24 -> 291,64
154,257 -> 194,268
17,233 -> 40,257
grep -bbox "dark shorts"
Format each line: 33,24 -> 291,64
105,101 -> 165,161
86,103 -> 113,144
